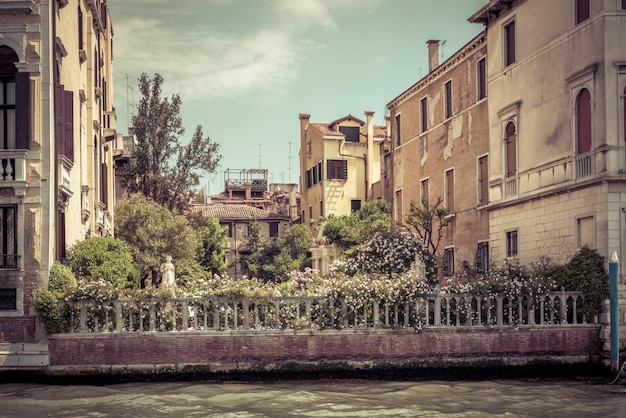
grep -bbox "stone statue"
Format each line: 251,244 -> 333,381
160,255 -> 176,290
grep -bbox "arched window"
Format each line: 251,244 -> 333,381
0,46 -> 28,150
576,88 -> 591,154
505,121 -> 517,177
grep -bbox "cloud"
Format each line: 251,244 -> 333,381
275,0 -> 338,31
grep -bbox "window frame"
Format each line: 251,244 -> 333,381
420,178 -> 429,207
575,0 -> 590,24
394,113 -> 402,146
475,241 -> 489,273
442,247 -> 455,276
444,168 -> 455,211
477,57 -> 487,100
477,154 -> 489,207
269,221 -> 279,238
420,96 -> 428,133
444,79 -> 453,119
503,19 -> 516,67
506,230 -> 519,258
326,159 -> 348,180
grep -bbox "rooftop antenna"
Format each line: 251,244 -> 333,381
288,142 -> 292,183
441,40 -> 447,62
126,74 -> 134,130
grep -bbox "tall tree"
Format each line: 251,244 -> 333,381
114,194 -> 199,285
404,197 -> 455,255
124,73 -> 222,212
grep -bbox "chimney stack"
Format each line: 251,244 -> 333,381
426,40 -> 440,72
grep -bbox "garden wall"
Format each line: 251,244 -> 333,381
47,326 -> 602,377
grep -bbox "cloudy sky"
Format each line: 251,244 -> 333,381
108,0 -> 487,195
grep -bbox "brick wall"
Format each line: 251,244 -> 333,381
48,326 -> 601,368
0,316 -> 37,343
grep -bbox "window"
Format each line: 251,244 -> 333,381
478,155 -> 488,206
504,20 -> 516,67
0,46 -> 30,151
0,288 -> 16,310
339,125 -> 359,143
306,161 -> 323,188
395,114 -> 401,146
445,169 -> 455,211
477,58 -> 486,100
351,199 -> 361,213
576,88 -> 592,154
623,0 -> 626,9
420,97 -> 428,132
308,206 -> 313,224
575,0 -> 590,24
0,206 -> 16,269
475,242 -> 489,273
505,122 -> 517,177
506,230 -> 518,257
327,159 -> 348,180
78,6 -> 84,49
394,189 -> 403,223
444,80 -> 453,119
221,223 -> 233,237
420,178 -> 429,206
319,200 -> 324,217
269,222 -> 279,238
577,216 -> 595,248
442,247 -> 454,276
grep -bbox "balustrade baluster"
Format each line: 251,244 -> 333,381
275,300 -> 281,329
434,294 -> 441,326
243,298 -> 250,330
305,299 -> 312,328
115,301 -> 122,332
404,302 -> 410,327
149,302 -> 156,332
213,301 -> 219,330
497,296 -> 504,326
79,302 -> 87,333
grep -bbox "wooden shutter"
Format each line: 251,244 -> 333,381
55,83 -> 64,155
479,156 -> 488,206
341,160 -> 348,180
64,90 -> 74,162
505,22 -> 516,65
15,72 -> 30,149
101,163 -> 108,208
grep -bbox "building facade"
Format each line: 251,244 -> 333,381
385,33 -> 490,276
0,0 -> 116,344
470,0 -> 626,271
299,111 -> 387,226
189,204 -> 291,278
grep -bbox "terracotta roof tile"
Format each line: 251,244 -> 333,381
189,204 -> 281,220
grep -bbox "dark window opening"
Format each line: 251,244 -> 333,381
327,159 -> 348,180
339,125 -> 359,143
0,288 -> 16,310
442,248 -> 454,276
351,199 -> 361,212
269,222 -> 279,238
478,156 -> 488,206
504,21 -> 516,66
444,80 -> 453,119
395,114 -> 401,146
420,97 -> 428,132
577,88 -> 592,154
0,206 -> 17,269
475,242 -> 489,273
576,0 -> 590,24
477,58 -> 487,100
506,230 -> 518,257
505,122 -> 517,177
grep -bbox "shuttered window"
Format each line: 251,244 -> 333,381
327,159 -> 348,180
478,156 -> 488,206
577,88 -> 592,154
576,0 -> 590,24
477,58 -> 486,100
505,122 -> 517,177
504,21 -> 516,66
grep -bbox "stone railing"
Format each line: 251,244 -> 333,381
64,289 -> 587,334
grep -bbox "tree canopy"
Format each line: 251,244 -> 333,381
123,73 -> 222,212
114,193 -> 199,284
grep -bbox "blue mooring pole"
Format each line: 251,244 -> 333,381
609,251 -> 619,373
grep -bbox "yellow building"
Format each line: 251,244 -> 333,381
0,0 -> 117,351
299,111 -> 387,226
470,0 -> 626,271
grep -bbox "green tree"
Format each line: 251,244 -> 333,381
404,197 -> 455,255
114,193 -> 199,285
318,200 -> 391,251
68,236 -> 138,289
34,262 -> 76,334
282,224 -> 313,261
197,218 -> 228,275
123,73 -> 222,212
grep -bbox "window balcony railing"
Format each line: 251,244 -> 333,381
491,149 -> 603,202
0,151 -> 27,183
0,254 -> 20,270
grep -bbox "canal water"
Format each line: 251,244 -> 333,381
1,378 -> 625,417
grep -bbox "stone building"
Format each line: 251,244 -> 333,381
298,112 -> 388,226
0,0 -> 117,354
188,204 -> 291,278
470,0 -> 626,269
385,33 -> 489,276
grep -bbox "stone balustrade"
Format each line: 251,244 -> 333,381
64,288 -> 587,334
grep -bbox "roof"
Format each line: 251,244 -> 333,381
309,121 -> 387,139
189,204 -> 287,220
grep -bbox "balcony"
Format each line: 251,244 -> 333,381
0,254 -> 19,270
0,150 -> 27,184
491,149 -> 606,203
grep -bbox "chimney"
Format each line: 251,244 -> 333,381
245,183 -> 252,200
426,39 -> 440,72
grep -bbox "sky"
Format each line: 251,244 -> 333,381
107,0 -> 487,195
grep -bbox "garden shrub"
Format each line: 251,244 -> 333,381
34,262 -> 76,334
